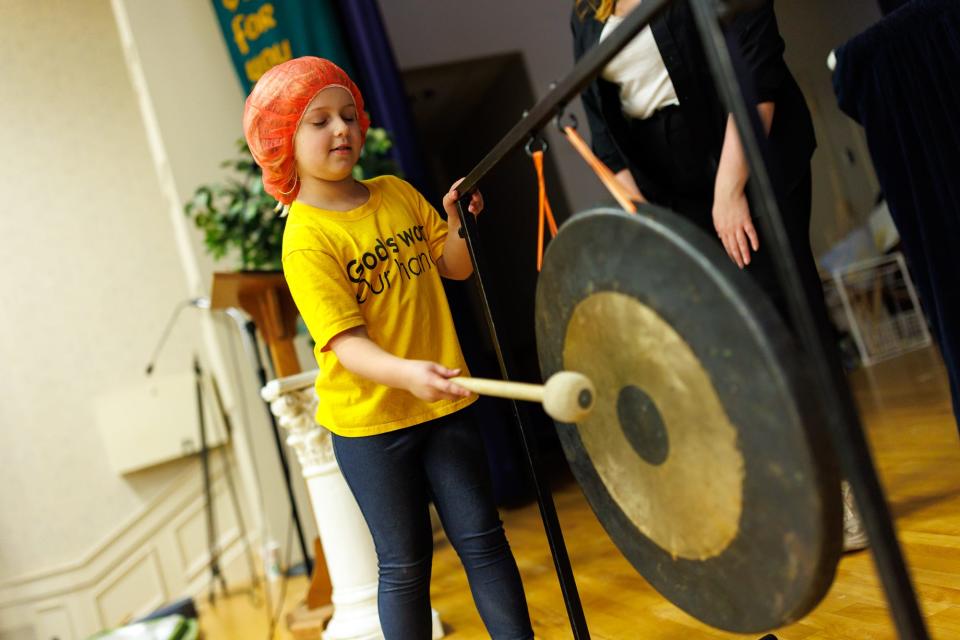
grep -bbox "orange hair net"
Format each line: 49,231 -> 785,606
242,57 -> 370,205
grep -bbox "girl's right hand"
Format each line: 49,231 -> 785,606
403,361 -> 471,401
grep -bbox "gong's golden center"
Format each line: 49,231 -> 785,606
563,291 -> 744,560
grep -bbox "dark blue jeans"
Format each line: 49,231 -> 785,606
332,408 -> 533,640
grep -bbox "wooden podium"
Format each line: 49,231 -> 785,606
210,271 -> 301,377
210,271 -> 333,611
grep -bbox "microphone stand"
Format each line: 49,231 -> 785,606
147,298 -> 314,577
220,306 -> 314,578
146,297 -> 236,603
144,297 -> 313,601
192,354 -> 229,603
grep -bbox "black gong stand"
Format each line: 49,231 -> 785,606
453,0 -> 929,638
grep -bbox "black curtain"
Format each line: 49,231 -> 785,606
833,0 -> 960,429
878,0 -> 912,16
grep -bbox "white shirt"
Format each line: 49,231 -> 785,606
600,14 -> 681,120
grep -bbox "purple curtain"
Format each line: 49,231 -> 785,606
335,0 -> 431,197
878,0 -> 912,15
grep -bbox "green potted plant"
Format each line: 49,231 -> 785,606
185,127 -> 400,270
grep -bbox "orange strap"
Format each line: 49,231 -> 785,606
562,125 -> 639,214
532,149 -> 559,272
531,126 -> 639,271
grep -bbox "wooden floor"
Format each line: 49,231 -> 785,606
200,346 -> 960,639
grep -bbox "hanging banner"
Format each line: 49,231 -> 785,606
211,0 -> 354,94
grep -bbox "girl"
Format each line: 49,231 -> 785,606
243,57 -> 534,639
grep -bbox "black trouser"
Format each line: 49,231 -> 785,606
332,409 -> 534,640
625,104 -> 826,331
626,107 -> 859,509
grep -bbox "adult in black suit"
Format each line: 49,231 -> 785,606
571,0 -> 818,320
571,0 -> 868,550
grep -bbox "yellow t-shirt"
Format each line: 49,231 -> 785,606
282,175 -> 476,436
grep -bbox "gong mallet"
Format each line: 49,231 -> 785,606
451,371 -> 595,422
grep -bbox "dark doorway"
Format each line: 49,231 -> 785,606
403,53 -> 573,504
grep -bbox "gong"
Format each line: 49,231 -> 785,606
535,206 -> 842,633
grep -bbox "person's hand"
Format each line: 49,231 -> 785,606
403,360 -> 471,401
712,189 -> 759,269
443,178 -> 483,226
613,169 -> 646,204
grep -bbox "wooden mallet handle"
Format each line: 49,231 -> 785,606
450,371 -> 595,422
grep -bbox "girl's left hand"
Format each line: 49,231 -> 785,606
443,178 -> 484,223
713,189 -> 759,269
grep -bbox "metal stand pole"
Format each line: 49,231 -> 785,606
441,0 -> 928,635
688,1 -> 928,637
194,355 -> 229,603
457,204 -> 590,638
240,319 -> 314,578
208,373 -> 262,604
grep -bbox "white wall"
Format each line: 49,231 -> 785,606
110,0 -> 319,569
777,0 -> 883,255
0,0 -> 315,636
0,0 -> 198,579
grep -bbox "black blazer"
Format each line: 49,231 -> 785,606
570,0 -> 816,202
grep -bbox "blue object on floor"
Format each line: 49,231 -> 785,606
134,597 -> 197,624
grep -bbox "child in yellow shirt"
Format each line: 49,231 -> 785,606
243,57 -> 533,639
